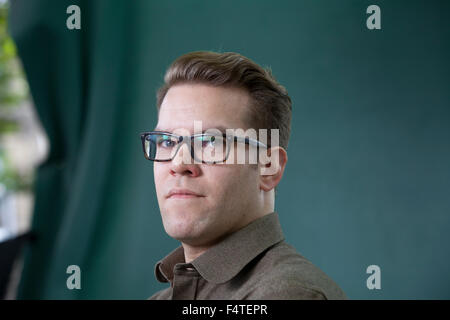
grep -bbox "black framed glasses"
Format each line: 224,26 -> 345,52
140,131 -> 267,164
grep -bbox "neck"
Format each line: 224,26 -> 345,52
182,243 -> 209,263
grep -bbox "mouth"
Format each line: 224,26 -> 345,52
166,189 -> 205,199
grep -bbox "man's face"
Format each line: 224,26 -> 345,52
154,83 -> 262,247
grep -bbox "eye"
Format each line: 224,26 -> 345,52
157,135 -> 176,148
204,135 -> 215,147
195,135 -> 216,148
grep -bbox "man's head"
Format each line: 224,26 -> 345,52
152,51 -> 291,249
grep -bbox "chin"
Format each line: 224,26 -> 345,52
164,223 -> 202,243
161,207 -> 213,242
162,204 -> 202,220
162,211 -> 200,236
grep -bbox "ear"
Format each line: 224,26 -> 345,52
259,146 -> 288,192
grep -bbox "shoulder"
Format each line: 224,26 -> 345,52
242,241 -> 347,300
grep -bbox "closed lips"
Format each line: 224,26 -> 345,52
167,189 -> 204,198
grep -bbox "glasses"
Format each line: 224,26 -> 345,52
140,131 -> 267,164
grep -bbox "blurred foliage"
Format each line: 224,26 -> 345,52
0,149 -> 32,191
1,1 -> 28,130
0,0 -> 32,193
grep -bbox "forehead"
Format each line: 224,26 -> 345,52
156,83 -> 252,133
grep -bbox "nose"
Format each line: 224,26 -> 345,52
170,142 -> 201,177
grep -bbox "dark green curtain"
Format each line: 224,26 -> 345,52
9,0 -> 450,299
9,0 -> 166,299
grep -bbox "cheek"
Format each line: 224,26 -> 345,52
208,165 -> 258,200
153,163 -> 166,196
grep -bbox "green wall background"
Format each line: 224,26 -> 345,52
9,0 -> 450,299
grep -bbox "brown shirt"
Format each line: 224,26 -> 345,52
148,212 -> 347,300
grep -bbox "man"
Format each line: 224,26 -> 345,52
143,51 -> 346,299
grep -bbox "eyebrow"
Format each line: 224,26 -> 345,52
153,126 -> 229,134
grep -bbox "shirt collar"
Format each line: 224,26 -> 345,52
154,212 -> 284,284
